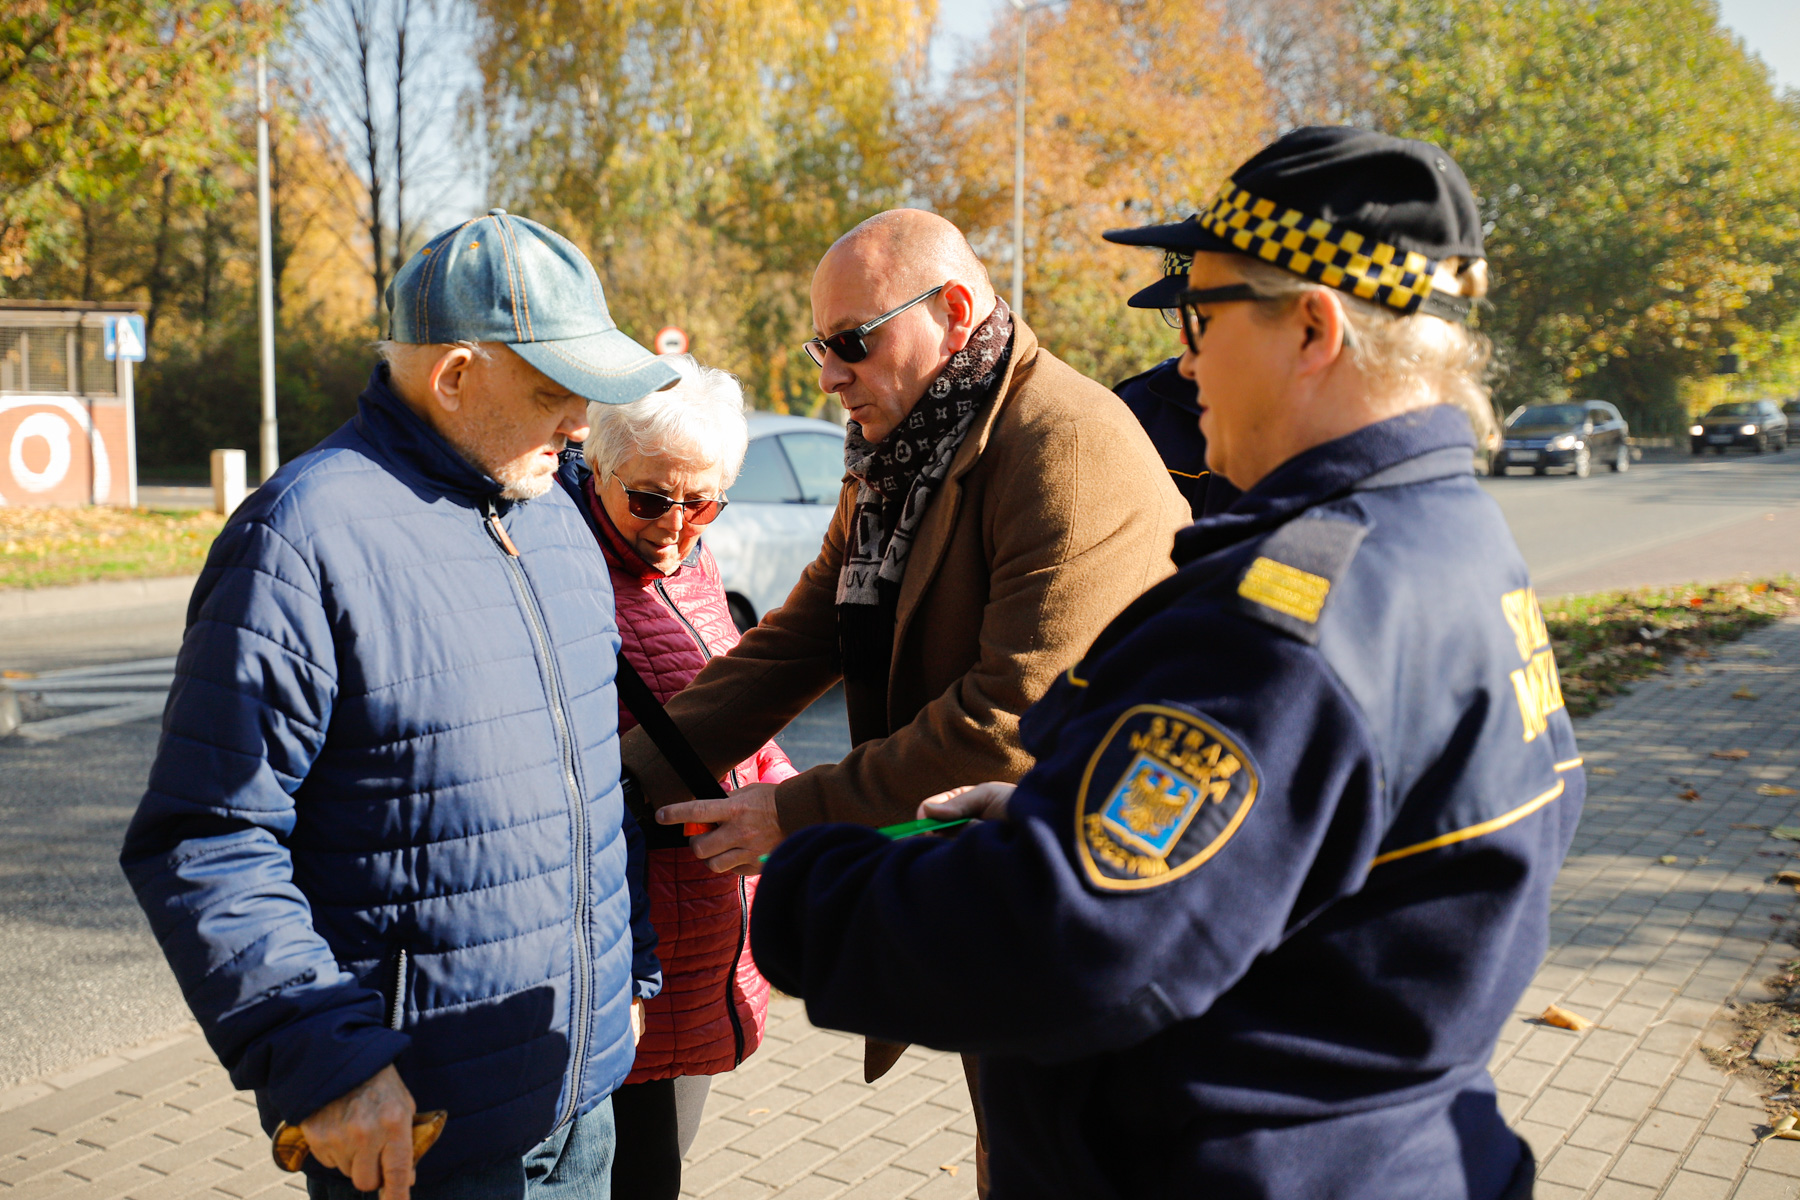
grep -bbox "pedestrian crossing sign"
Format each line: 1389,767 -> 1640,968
104,314 -> 146,362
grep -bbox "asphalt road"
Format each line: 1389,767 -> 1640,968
4,442 -> 1799,1086
1482,443 -> 1800,595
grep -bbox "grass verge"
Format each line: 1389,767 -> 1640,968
1,506 -> 225,589
1547,580 -> 1800,717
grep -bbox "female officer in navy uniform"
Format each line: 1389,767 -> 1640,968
748,127 -> 1580,1200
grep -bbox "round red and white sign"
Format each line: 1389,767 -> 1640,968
654,326 -> 689,356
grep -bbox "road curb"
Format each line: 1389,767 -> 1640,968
0,576 -> 197,637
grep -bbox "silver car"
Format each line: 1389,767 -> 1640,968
705,413 -> 847,631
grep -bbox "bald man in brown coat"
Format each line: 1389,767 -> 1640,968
636,209 -> 1189,1191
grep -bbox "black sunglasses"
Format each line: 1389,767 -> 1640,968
1176,284 -> 1260,351
612,474 -> 728,526
803,284 -> 947,367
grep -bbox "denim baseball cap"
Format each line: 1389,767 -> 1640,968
386,209 -> 679,405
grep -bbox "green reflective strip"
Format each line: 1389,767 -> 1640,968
877,816 -> 973,839
758,816 -> 972,864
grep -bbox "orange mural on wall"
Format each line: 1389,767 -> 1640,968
0,306 -> 138,508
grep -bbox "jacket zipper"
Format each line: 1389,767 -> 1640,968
728,876 -> 749,1066
653,579 -> 713,660
486,499 -> 593,1132
388,948 -> 408,1031
651,577 -> 748,1065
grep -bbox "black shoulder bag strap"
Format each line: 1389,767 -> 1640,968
613,655 -> 728,802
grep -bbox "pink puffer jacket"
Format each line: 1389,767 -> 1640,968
585,479 -> 790,1083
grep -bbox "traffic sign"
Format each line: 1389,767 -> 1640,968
654,326 -> 689,356
104,314 -> 147,362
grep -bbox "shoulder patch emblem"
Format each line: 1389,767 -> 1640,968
1075,704 -> 1259,891
1236,515 -> 1367,644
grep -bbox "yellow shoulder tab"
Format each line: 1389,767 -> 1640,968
1239,557 -> 1331,624
1235,516 -> 1367,644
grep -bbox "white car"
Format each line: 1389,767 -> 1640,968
706,413 -> 846,631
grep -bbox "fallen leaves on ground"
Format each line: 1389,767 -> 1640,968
1,506 -> 225,589
1774,871 -> 1800,885
1679,788 -> 1703,801
1763,1114 -> 1799,1143
940,1165 -> 960,1177
1590,766 -> 1617,775
1539,1004 -> 1594,1031
1736,687 -> 1762,701
1702,973 -> 1800,1118
1772,828 -> 1800,842
1761,786 -> 1800,797
1660,854 -> 1681,864
1715,749 -> 1752,760
1736,824 -> 1774,831
1544,581 -> 1795,717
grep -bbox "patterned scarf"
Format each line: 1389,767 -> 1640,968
836,298 -> 1015,607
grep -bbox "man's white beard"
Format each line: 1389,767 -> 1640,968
495,459 -> 556,501
445,429 -> 564,501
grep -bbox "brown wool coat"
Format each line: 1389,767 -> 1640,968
621,316 -> 1192,831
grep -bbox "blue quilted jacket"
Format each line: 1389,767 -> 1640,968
121,368 -> 660,1183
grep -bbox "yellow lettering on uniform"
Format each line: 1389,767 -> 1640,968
1500,587 -> 1550,662
1509,648 -> 1566,741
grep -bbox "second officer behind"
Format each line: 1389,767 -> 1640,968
746,127 -> 1581,1200
1107,236 -> 1239,517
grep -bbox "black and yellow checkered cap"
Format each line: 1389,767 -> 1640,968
1103,127 -> 1485,323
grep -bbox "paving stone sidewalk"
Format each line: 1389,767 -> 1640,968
10,620 -> 1800,1199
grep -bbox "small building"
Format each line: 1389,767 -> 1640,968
0,301 -> 140,507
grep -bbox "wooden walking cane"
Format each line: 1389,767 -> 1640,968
270,1110 -> 449,1173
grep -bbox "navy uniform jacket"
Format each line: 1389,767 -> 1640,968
751,405 -> 1581,1200
1113,356 -> 1239,517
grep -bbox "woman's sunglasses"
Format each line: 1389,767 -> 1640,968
1176,284 -> 1260,351
612,474 -> 728,525
802,283 -> 947,367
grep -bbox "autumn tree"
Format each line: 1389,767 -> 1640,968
474,0 -> 934,412
914,0 -> 1273,389
293,0 -> 467,325
1225,0 -> 1371,131
1365,0 -> 1800,428
0,0 -> 278,283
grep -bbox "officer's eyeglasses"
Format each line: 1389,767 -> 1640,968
803,284 -> 947,367
1176,284 -> 1260,351
612,474 -> 728,525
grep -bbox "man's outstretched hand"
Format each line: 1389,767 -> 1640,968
298,1064 -> 417,1200
659,782 -> 783,874
917,782 -> 1015,823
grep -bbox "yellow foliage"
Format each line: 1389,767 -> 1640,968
475,0 -> 935,412
913,0 -> 1274,386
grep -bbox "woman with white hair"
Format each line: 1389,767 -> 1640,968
557,355 -> 791,1199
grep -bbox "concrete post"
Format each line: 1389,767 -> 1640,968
210,449 -> 247,517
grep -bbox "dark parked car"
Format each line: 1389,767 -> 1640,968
1496,401 -> 1630,477
1689,400 -> 1788,454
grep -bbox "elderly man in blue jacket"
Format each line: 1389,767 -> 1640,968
121,210 -> 676,1200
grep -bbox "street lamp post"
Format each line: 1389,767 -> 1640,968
1009,0 -> 1026,321
255,52 -> 279,484
1006,1 -> 1058,324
